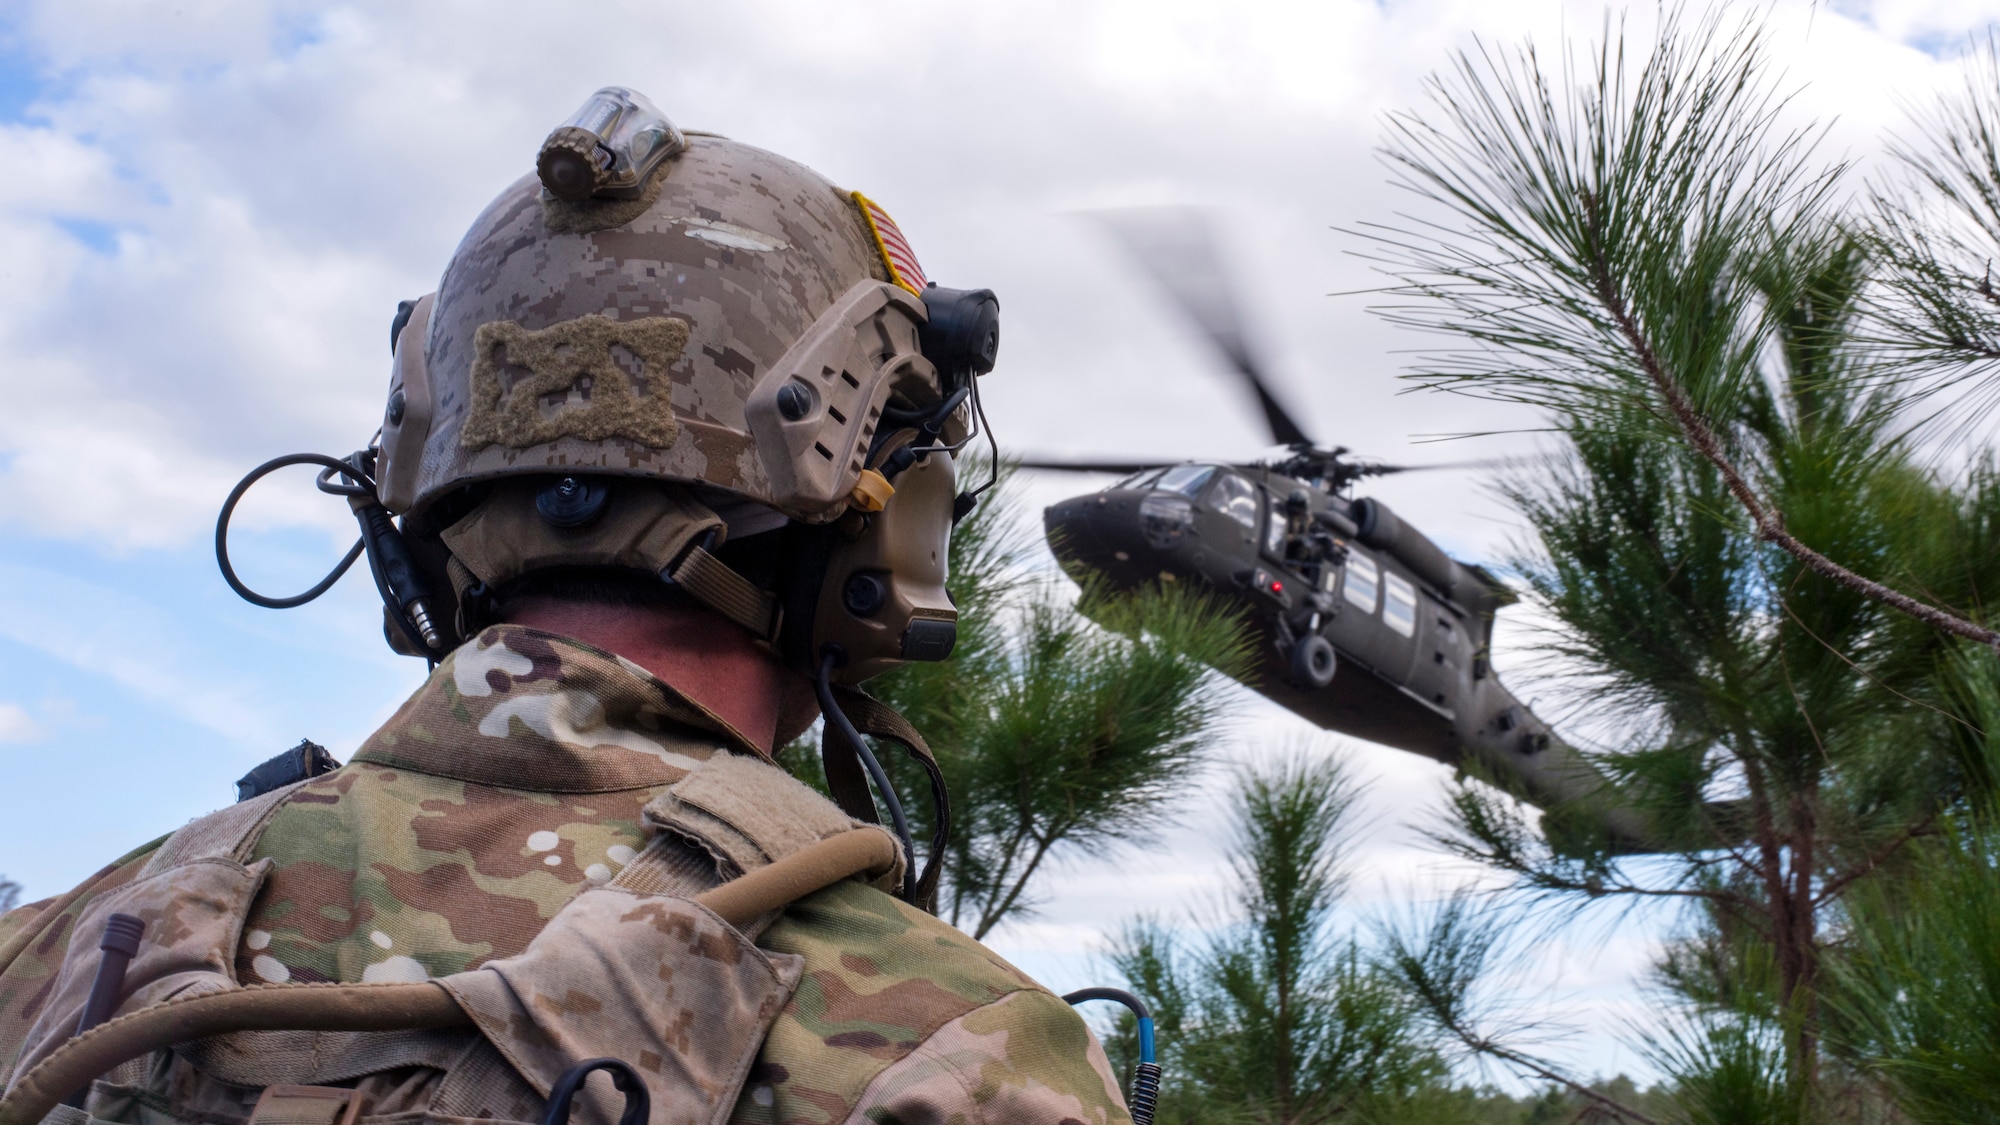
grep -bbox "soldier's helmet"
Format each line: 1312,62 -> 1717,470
375,88 -> 998,683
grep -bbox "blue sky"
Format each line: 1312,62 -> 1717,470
0,528 -> 421,886
0,0 -> 1994,1085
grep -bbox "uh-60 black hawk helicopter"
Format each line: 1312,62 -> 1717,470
1022,211 -> 1652,852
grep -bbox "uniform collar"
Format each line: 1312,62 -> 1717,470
352,624 -> 761,792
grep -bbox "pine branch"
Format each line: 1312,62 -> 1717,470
1417,989 -> 1662,1125
1582,214 -> 2000,648
975,824 -> 1061,941
1813,815 -> 1939,907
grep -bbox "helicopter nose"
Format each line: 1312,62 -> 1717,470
1043,498 -> 1096,551
1044,493 -> 1147,578
1044,498 -> 1104,559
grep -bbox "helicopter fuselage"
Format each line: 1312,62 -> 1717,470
1044,462 -> 1651,850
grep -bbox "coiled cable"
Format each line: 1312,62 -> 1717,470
215,448 -> 440,660
1062,987 -> 1161,1125
215,452 -> 372,609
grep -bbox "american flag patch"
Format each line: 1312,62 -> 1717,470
853,191 -> 929,295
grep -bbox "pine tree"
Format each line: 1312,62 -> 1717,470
1362,9 -> 2000,1117
1106,754 -> 1457,1125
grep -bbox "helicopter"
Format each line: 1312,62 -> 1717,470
1022,211 -> 1653,852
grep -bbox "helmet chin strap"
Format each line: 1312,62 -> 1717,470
659,533 -> 783,644
655,493 -> 793,643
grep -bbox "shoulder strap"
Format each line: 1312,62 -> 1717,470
140,781 -> 307,876
818,688 -> 951,913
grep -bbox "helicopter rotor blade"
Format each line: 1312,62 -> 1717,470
1349,455 -> 1533,478
1092,208 -> 1314,448
1011,456 -> 1171,475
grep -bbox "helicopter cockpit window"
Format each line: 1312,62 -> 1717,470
1155,464 -> 1217,497
1344,552 -> 1380,613
1383,571 -> 1418,637
1211,473 -> 1259,532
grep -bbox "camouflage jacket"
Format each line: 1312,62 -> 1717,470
0,625 -> 1129,1125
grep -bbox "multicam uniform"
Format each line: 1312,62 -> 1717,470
0,625 -> 1130,1125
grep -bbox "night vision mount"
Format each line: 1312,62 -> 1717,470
535,86 -> 687,202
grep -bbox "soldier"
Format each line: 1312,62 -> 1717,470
0,88 -> 1132,1125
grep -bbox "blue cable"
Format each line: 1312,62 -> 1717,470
1062,987 -> 1161,1125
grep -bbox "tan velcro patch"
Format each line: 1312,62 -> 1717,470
644,752 -> 861,877
461,314 -> 688,451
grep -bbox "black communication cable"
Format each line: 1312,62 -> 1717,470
215,452 -> 372,608
816,651 -> 916,903
216,449 -> 440,662
968,374 -> 1001,499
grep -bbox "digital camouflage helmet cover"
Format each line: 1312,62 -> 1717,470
363,87 -> 999,681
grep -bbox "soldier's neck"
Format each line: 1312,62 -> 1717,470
500,597 -> 785,755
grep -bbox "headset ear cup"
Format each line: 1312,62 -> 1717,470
809,445 -> 958,685
377,294 -> 436,514
916,287 -> 999,394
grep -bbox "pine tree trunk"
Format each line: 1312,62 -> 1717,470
1754,777 -> 1823,1107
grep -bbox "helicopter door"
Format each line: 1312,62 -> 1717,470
1262,491 -> 1288,560
1372,570 -> 1423,682
1342,551 -> 1380,616
1329,556 -> 1418,681
1406,595 -> 1473,712
1382,572 -> 1419,638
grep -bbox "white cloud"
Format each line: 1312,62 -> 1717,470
0,703 -> 41,743
1833,0 -> 2000,49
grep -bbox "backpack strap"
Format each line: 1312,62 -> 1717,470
141,779 -> 308,875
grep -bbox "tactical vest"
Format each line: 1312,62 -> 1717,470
1,752 -> 899,1125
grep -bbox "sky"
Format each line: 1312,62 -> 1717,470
0,0 -> 1996,1090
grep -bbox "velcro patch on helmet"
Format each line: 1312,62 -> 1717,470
852,191 -> 928,296
462,314 -> 689,450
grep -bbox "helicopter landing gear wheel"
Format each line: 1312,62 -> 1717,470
1290,634 -> 1336,689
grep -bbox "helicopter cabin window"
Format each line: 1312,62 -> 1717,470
1343,552 -> 1380,613
1383,571 -> 1418,637
1154,464 -> 1216,497
1211,473 -> 1259,532
1113,468 -> 1165,491
1264,493 -> 1287,556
